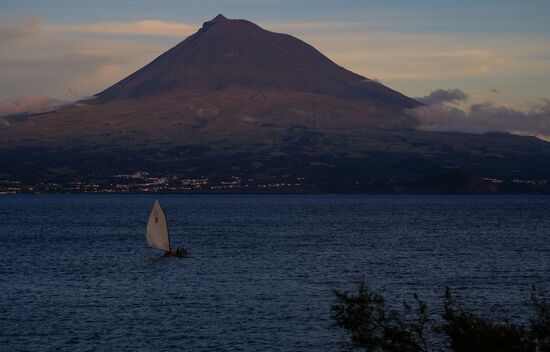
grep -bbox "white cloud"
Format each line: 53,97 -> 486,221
0,96 -> 64,116
408,89 -> 550,140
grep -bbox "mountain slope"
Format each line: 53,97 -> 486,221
95,14 -> 418,108
1,15 -> 549,193
0,15 -> 422,148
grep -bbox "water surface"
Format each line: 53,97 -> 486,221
1,195 -> 549,351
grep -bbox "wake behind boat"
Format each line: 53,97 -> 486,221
146,200 -> 189,257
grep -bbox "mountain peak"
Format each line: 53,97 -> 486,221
202,14 -> 230,29
95,15 -> 419,110
212,14 -> 227,21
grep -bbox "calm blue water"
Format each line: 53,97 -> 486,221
1,195 -> 549,351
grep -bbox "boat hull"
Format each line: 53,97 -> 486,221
164,250 -> 190,257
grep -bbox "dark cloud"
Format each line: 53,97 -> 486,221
408,92 -> 550,139
416,88 -> 468,105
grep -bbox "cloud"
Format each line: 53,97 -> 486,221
0,96 -> 64,117
1,15 -> 550,104
281,24 -> 550,100
416,88 -> 468,105
1,15 -> 196,40
409,89 -> 550,140
0,14 -> 42,41
47,20 -> 196,38
0,16 -> 172,100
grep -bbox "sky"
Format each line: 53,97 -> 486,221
1,0 -> 550,136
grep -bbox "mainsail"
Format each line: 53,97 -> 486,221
146,200 -> 171,252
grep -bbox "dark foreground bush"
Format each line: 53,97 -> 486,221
332,283 -> 550,352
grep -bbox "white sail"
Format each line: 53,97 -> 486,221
146,200 -> 171,252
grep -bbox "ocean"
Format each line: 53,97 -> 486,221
1,195 -> 549,351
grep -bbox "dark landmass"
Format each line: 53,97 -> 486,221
2,129 -> 550,194
1,15 -> 549,194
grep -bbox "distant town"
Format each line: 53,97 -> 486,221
0,171 -> 307,194
1,170 -> 549,194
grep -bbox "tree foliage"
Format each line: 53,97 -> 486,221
332,283 -> 549,352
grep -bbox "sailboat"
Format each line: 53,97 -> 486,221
146,200 -> 189,257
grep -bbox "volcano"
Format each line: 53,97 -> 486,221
1,15 -> 550,193
1,14 -> 421,149
96,14 -> 417,108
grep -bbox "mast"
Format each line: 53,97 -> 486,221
163,203 -> 172,252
